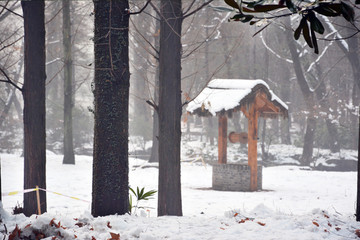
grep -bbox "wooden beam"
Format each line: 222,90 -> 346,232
218,114 -> 227,164
247,103 -> 258,191
257,92 -> 280,113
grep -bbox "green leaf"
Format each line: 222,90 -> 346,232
294,17 -> 306,40
302,18 -> 313,48
341,1 -> 355,22
285,0 -> 297,13
310,27 -> 319,54
129,187 -> 136,196
308,12 -> 325,34
229,13 -> 254,22
128,194 -> 133,212
224,0 -> 240,10
253,4 -> 287,12
141,190 -> 157,200
247,0 -> 265,8
211,6 -> 236,12
314,4 -> 342,17
241,15 -> 254,22
250,19 -> 260,25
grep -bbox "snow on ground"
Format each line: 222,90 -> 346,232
0,144 -> 359,239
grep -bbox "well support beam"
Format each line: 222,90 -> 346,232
247,103 -> 258,191
218,114 -> 228,164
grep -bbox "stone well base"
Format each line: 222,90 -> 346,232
212,163 -> 262,191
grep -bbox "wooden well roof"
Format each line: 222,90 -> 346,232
186,79 -> 288,118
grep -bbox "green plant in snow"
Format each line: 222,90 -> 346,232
128,186 -> 157,215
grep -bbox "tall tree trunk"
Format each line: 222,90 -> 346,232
286,20 -> 316,166
149,8 -> 160,163
92,0 -> 129,217
357,114 -> 360,221
158,0 -> 183,216
62,0 -> 75,164
22,0 -> 47,216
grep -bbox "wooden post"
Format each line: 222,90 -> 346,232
218,114 -> 227,164
247,104 -> 258,191
36,186 -> 41,215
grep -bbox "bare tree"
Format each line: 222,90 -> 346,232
92,0 -> 130,217
22,0 -> 47,216
62,0 -> 75,164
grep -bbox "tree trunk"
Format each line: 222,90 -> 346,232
261,118 -> 268,161
149,9 -> 160,163
22,0 -> 47,216
62,0 -> 75,164
286,20 -> 316,166
92,0 -> 129,217
357,114 -> 360,221
158,0 -> 183,216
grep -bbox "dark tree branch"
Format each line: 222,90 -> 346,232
183,0 -> 215,19
0,67 -> 22,92
183,0 -> 196,16
149,2 -> 161,20
130,0 -> 152,15
130,17 -> 159,56
0,3 -> 23,19
0,34 -> 23,52
146,100 -> 159,112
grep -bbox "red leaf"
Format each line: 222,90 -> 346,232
355,229 -> 360,237
24,224 -> 32,229
257,221 -> 266,226
335,227 -> 341,231
312,221 -> 319,227
324,214 -> 330,218
108,232 -> 120,240
328,222 -> 332,227
107,222 -> 112,229
74,234 -> 78,238
238,219 -> 246,224
90,227 -> 94,231
75,222 -> 84,228
92,237 -> 96,240
49,218 -> 61,228
234,213 -> 239,217
9,225 -> 22,240
220,227 -> 225,230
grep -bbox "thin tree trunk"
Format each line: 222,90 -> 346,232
22,0 -> 47,216
92,0 -> 130,217
149,7 -> 160,163
62,0 -> 75,164
158,0 -> 183,216
357,114 -> 360,221
261,118 -> 268,161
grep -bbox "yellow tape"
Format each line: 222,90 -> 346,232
2,188 -> 89,203
2,188 -> 37,197
39,188 -> 90,203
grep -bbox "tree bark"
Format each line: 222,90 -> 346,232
149,8 -> 160,163
286,21 -> 316,166
22,0 -> 47,216
357,113 -> 360,221
62,0 -> 75,164
92,0 -> 129,217
158,0 -> 183,216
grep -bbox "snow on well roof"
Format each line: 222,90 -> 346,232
186,79 -> 288,117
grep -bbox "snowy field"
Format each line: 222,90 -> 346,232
0,145 -> 359,239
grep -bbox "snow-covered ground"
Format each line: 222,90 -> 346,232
0,143 -> 359,239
